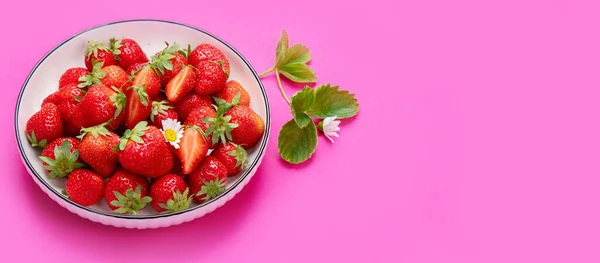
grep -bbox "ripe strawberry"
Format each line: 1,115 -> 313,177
58,67 -> 88,89
149,173 -> 192,213
78,85 -> 125,130
124,84 -> 152,129
84,40 -> 115,71
174,92 -> 213,120
117,122 -> 174,178
130,64 -> 161,99
39,138 -> 85,179
188,156 -> 227,203
211,142 -> 247,176
104,169 -> 151,214
184,105 -> 216,148
78,124 -> 120,178
26,103 -> 63,148
65,169 -> 105,206
226,106 -> 265,149
77,60 -> 107,90
42,91 -> 64,105
216,80 -> 250,106
175,125 -> 209,174
166,65 -> 196,102
150,43 -> 187,86
126,62 -> 148,75
188,44 -> 228,68
193,60 -> 230,95
188,44 -> 230,95
149,100 -> 178,129
53,84 -> 84,136
101,65 -> 129,90
110,38 -> 149,71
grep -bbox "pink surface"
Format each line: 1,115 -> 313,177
1,0 -> 600,262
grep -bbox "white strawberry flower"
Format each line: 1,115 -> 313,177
319,116 -> 341,143
161,118 -> 184,149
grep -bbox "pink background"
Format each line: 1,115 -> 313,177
1,0 -> 600,262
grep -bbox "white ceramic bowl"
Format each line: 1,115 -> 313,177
14,19 -> 270,229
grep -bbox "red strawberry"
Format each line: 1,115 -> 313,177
150,43 -> 187,86
104,169 -> 151,214
149,174 -> 192,213
211,142 -> 247,176
42,91 -> 64,105
102,65 -> 129,90
188,44 -> 228,67
65,169 -> 105,206
124,84 -> 152,129
131,65 -> 161,99
85,40 -> 115,71
126,62 -> 148,75
216,80 -> 250,106
226,106 -> 265,149
149,100 -> 178,129
184,105 -> 216,148
166,65 -> 196,102
78,85 -> 125,130
77,60 -> 107,90
174,125 -> 209,175
117,122 -> 174,178
110,38 -> 149,71
193,60 -> 230,95
188,44 -> 230,95
78,124 -> 120,178
188,156 -> 227,203
39,137 -> 85,179
54,84 -> 84,136
58,67 -> 88,89
174,92 -> 213,120
26,103 -> 63,148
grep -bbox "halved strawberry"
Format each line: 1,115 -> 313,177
184,105 -> 216,148
124,84 -> 152,129
175,126 -> 209,174
166,65 -> 195,102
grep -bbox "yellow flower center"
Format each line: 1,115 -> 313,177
165,129 -> 177,142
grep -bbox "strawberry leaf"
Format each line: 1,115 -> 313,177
306,84 -> 359,119
275,30 -> 289,64
277,63 -> 317,83
290,86 -> 315,128
278,119 -> 318,164
276,44 -> 311,68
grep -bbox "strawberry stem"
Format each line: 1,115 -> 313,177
258,68 -> 274,77
275,70 -> 291,105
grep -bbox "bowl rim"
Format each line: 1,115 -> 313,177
14,19 -> 271,219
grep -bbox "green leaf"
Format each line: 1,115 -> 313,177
277,64 -> 317,83
278,119 -> 318,164
290,86 -> 315,128
275,30 -> 289,64
306,84 -> 359,119
276,44 -> 311,68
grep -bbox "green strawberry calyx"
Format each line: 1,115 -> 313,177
110,185 -> 152,215
128,84 -> 149,106
227,143 -> 248,169
198,178 -> 227,202
177,44 -> 192,59
116,121 -> 149,151
26,131 -> 47,148
108,38 -> 122,58
77,122 -> 111,140
85,40 -> 111,60
78,60 -> 106,89
202,94 -> 241,145
210,60 -> 230,78
109,86 -> 127,119
159,187 -> 193,213
39,140 -> 86,179
150,100 -> 173,122
150,42 -> 180,76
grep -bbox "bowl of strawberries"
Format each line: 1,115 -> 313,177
14,19 -> 270,229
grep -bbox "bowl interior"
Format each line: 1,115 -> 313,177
15,20 -> 268,217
